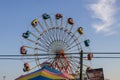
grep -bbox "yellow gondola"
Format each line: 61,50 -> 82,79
77,27 -> 83,34
31,19 -> 38,27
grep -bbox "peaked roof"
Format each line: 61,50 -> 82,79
15,66 -> 74,80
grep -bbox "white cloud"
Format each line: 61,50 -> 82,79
90,0 -> 117,35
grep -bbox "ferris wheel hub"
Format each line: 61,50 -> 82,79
48,40 -> 68,54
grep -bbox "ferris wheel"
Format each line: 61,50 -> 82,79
20,13 -> 93,77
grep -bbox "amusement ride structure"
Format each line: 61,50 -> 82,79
19,13 -> 93,79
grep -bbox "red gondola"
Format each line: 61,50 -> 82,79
56,13 -> 63,19
87,53 -> 93,60
23,63 -> 30,72
20,46 -> 27,55
68,18 -> 74,25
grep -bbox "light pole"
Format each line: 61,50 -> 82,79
80,50 -> 83,80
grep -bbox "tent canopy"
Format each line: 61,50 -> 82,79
15,66 -> 74,80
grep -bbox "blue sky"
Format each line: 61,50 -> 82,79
0,0 -> 120,80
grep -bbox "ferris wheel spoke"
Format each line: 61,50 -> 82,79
56,18 -> 58,27
67,35 -> 80,47
55,13 -> 64,40
41,31 -> 54,45
45,31 -> 54,42
38,45 -> 49,52
29,31 -> 38,39
68,57 -> 80,65
62,29 -> 69,42
49,17 -> 54,28
35,47 -> 48,52
62,18 -> 75,43
38,38 -> 50,48
43,19 -> 50,29
54,27 -> 58,41
55,18 -> 63,27
46,28 -> 55,41
65,44 -> 77,51
37,20 -> 44,31
24,45 -> 48,52
32,26 -> 41,34
63,31 -> 71,43
42,21 -> 56,42
57,27 -> 62,41
65,48 -> 80,53
60,27 -> 67,42
67,59 -> 78,73
53,28 -> 58,41
65,22 -> 69,31
69,57 -> 89,70
83,64 -> 89,68
43,21 -> 56,42
25,38 -> 49,51
59,28 -> 63,41
65,30 -> 77,43
65,42 -> 81,51
68,62 -> 80,73
60,17 -> 63,27
65,61 -> 75,73
31,20 -> 55,46
37,43 -> 49,51
42,18 -> 55,42
39,41 -> 49,49
47,28 -> 58,43
28,31 -> 51,48
58,28 -> 63,41
24,38 -> 37,44
58,27 -> 63,41
38,35 -> 51,47
37,48 -> 49,52
44,56 -> 54,61
55,13 -> 63,27
39,57 -> 52,65
55,27 -> 59,41
41,33 -> 52,45
69,25 -> 74,33
62,25 -> 74,43
65,32 -> 74,43
49,17 -> 57,41
29,32 -> 51,48
35,55 -> 41,68
50,28 -> 57,41
62,30 -> 69,42
69,62 -> 78,73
